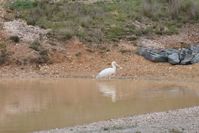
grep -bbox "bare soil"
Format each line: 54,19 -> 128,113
1,27 -> 199,81
0,0 -> 199,81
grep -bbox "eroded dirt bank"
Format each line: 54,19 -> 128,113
0,0 -> 199,81
1,19 -> 199,80
1,52 -> 199,82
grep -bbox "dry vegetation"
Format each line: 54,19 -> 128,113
0,0 -> 199,74
5,0 -> 199,43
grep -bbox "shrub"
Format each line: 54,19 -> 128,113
29,40 -> 50,64
37,49 -> 49,64
29,40 -> 41,51
6,0 -> 199,43
0,49 -> 8,65
142,0 -> 154,17
26,17 -> 36,25
0,43 -> 6,49
181,0 -> 199,19
9,36 -> 20,43
168,0 -> 181,18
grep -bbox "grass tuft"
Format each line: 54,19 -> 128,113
8,0 -> 37,10
6,0 -> 199,44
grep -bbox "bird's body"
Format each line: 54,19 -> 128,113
96,61 -> 121,79
96,67 -> 116,79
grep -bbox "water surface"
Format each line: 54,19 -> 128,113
0,79 -> 199,133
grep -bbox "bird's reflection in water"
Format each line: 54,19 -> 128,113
97,82 -> 117,102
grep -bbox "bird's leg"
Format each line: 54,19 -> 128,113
109,74 -> 114,80
111,74 -> 115,79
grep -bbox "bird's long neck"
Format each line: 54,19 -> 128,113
112,64 -> 116,71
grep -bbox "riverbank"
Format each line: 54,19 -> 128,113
1,54 -> 199,82
1,1 -> 199,133
1,0 -> 199,81
35,106 -> 199,133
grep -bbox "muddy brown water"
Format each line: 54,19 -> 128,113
0,78 -> 199,133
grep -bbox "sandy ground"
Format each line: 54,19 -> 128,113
35,106 -> 199,133
1,25 -> 199,81
1,49 -> 199,82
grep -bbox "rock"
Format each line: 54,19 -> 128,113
137,47 -> 147,56
164,48 -> 179,55
180,54 -> 193,65
190,44 -> 199,54
168,53 -> 180,65
191,53 -> 199,64
137,38 -> 165,49
144,51 -> 167,62
3,20 -> 50,42
137,44 -> 199,65
138,48 -> 168,62
179,48 -> 193,65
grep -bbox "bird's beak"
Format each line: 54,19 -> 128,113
116,63 -> 122,69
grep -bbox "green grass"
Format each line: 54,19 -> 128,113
0,48 -> 8,65
7,0 -> 37,10
6,0 -> 199,44
0,43 -> 6,50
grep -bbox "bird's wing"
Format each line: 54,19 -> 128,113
96,68 -> 114,78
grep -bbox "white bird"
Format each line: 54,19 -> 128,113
96,61 -> 122,79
